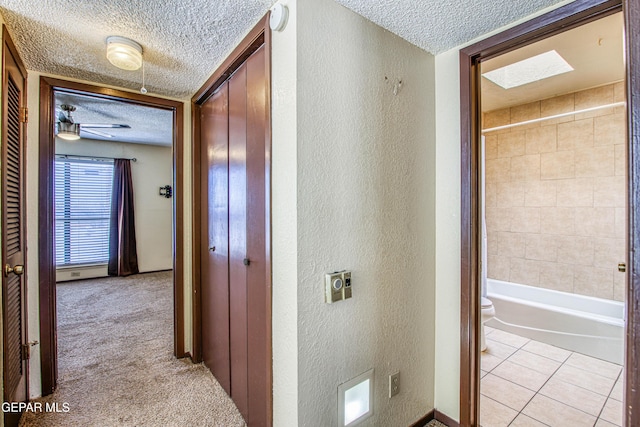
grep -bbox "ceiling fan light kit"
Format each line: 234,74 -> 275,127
106,36 -> 143,71
56,122 -> 81,141
56,103 -> 131,140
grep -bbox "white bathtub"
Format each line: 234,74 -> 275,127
486,279 -> 624,364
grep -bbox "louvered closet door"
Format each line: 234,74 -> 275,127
2,28 -> 28,420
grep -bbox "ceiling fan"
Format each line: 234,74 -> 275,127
56,104 -> 131,140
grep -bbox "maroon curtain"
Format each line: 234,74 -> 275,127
108,159 -> 139,276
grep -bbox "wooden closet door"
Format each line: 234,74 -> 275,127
197,39 -> 270,427
244,45 -> 269,426
228,66 -> 249,419
200,83 -> 231,393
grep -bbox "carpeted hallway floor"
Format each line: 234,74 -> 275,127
19,271 -> 246,427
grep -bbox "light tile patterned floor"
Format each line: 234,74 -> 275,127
480,327 -> 623,427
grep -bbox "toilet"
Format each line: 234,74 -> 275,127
481,297 -> 495,352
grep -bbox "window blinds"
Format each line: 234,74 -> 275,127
54,158 -> 113,267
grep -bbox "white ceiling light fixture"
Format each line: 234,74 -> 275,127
483,50 -> 574,89
106,36 -> 143,71
56,122 -> 80,141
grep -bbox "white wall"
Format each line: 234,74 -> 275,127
276,0 -> 437,425
55,138 -> 173,280
433,48 -> 462,421
270,0 -> 299,425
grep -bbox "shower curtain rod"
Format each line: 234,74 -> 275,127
56,154 -> 137,162
482,101 -> 626,133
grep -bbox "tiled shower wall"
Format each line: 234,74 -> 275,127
483,82 -> 626,301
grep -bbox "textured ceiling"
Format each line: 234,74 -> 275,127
3,0 -> 573,144
0,0 -> 274,99
333,0 -> 566,54
0,0 -> 569,100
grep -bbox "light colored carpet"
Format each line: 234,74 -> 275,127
425,420 -> 448,427
20,271 -> 246,427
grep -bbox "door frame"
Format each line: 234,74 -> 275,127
191,13 -> 272,423
459,0 -> 638,425
38,77 -> 185,395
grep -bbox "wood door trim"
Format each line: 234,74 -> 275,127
191,16 -> 268,104
191,13 -> 272,425
459,1 -> 627,425
625,0 -> 640,421
38,77 -> 185,395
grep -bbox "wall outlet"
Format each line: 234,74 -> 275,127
389,371 -> 400,398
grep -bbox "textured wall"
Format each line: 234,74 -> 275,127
484,82 -> 626,301
55,138 -> 174,278
295,0 -> 436,425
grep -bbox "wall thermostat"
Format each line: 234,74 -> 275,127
325,270 -> 352,303
270,4 -> 289,32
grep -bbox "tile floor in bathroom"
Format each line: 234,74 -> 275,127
480,327 -> 622,427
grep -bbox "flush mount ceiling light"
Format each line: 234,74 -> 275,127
56,122 -> 80,141
483,50 -> 574,89
106,36 -> 143,71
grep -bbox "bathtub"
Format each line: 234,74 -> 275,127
486,279 -> 624,364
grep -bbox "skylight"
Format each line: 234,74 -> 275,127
483,50 -> 574,89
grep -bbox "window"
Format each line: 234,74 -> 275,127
55,157 -> 113,267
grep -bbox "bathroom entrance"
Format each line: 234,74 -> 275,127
459,0 -> 640,425
478,11 -> 626,426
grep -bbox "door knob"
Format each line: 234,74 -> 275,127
4,264 -> 24,277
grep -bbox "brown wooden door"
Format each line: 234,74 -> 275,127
199,44 -> 269,426
1,27 -> 28,426
200,82 -> 231,393
244,46 -> 269,426
228,64 -> 249,417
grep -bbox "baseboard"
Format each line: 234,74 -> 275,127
409,409 -> 459,427
435,410 -> 459,427
410,409 -> 435,427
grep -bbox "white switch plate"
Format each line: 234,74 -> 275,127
389,372 -> 400,398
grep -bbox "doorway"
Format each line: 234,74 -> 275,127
38,77 -> 185,395
478,11 -> 625,426
459,0 -> 640,425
